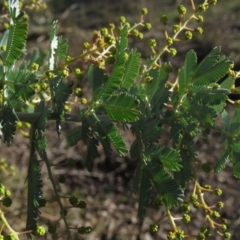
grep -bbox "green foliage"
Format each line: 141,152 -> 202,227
1,0 -> 240,239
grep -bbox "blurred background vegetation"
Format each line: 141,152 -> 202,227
1,0 -> 240,239
28,0 -> 240,64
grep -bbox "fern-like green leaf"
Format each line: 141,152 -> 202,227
99,26 -> 128,100
66,126 -> 82,146
146,146 -> 182,171
233,161 -> 240,178
193,46 -> 221,78
56,36 -> 68,59
2,106 -> 17,145
220,76 -> 235,90
84,137 -> 98,171
214,146 -> 229,173
116,25 -> 128,56
88,65 -> 105,101
141,119 -> 162,146
145,158 -> 184,208
229,107 -> 240,134
121,49 -> 141,90
135,164 -> 152,220
34,101 -> 52,131
189,86 -> 229,105
2,14 -> 28,66
6,69 -> 37,101
178,49 -> 197,97
222,110 -> 230,130
130,139 -> 142,159
84,114 -> 112,158
96,115 -> 127,156
103,92 -> 140,122
26,152 -> 42,235
81,118 -> 92,145
145,67 -> 169,104
51,76 -> 73,115
174,149 -> 192,187
193,59 -> 231,87
184,99 -> 217,126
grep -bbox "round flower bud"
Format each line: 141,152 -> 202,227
160,14 -> 168,24
145,23 -> 152,30
217,201 -> 224,209
119,16 -> 126,23
101,28 -> 108,37
141,7 -> 148,15
196,15 -> 204,23
69,195 -> 79,206
35,226 -> 46,236
177,4 -> 187,15
221,224 -> 227,232
83,42 -> 90,50
183,213 -> 191,223
195,27 -> 203,35
149,39 -> 157,47
184,31 -> 193,40
109,23 -> 115,29
169,48 -> 177,57
172,24 -> 180,33
166,37 -> 173,45
209,0 -> 217,5
0,45 -> 6,52
3,23 -> 10,29
214,188 -> 222,196
149,223 -> 159,233
199,3 -> 209,12
80,98 -> 87,104
224,232 -> 231,239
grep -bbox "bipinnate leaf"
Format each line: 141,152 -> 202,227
214,147 -> 229,173
174,150 -> 192,187
233,161 -> 240,178
145,67 -> 169,104
6,69 -> 37,101
135,165 -> 152,220
51,76 -> 73,115
84,137 -> 98,171
99,26 -> 128,100
2,9 -> 28,66
141,119 -> 162,146
88,65 -> 105,101
66,126 -> 82,146
191,47 -> 231,87
103,92 -> 140,122
193,46 -> 221,78
34,101 -> 52,131
2,106 -> 17,145
56,36 -> 68,59
26,152 -> 43,235
121,49 -> 141,90
229,107 -> 240,134
146,146 -> 182,171
145,158 -> 184,208
96,116 -> 127,156
178,49 -> 197,97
